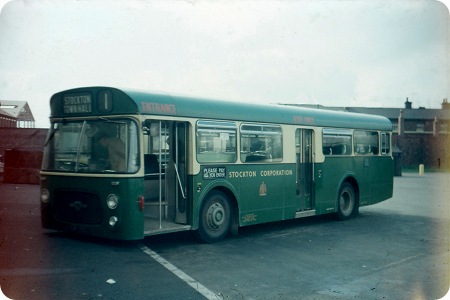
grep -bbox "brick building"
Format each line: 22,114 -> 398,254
0,106 -> 17,128
0,100 -> 35,128
0,101 -> 43,183
347,99 -> 449,171
285,98 -> 450,171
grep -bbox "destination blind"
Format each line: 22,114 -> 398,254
63,94 -> 92,114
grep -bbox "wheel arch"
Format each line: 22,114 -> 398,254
193,180 -> 240,232
336,174 -> 360,217
212,186 -> 239,235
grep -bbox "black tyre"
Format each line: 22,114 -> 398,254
197,191 -> 231,243
336,182 -> 356,221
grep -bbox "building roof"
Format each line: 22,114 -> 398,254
0,101 -> 34,122
0,107 -> 15,118
282,104 -> 450,121
343,107 -> 450,121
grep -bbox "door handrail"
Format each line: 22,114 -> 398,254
174,164 -> 187,199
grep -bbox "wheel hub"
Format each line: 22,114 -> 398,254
207,203 -> 225,230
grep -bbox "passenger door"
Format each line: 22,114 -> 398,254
296,129 -> 314,210
173,122 -> 188,224
143,120 -> 188,225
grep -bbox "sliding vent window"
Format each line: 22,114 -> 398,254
381,132 -> 391,155
196,121 -> 237,163
354,130 -> 379,155
240,124 -> 283,163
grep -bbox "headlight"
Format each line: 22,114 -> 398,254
41,189 -> 50,203
109,216 -> 118,227
107,194 -> 119,209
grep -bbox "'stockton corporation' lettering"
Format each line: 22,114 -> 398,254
228,169 -> 293,178
260,169 -> 293,177
229,171 -> 257,178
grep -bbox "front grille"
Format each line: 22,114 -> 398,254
54,190 -> 102,225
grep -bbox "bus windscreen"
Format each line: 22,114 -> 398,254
42,119 -> 139,174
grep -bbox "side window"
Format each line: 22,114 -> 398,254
240,124 -> 283,163
196,121 -> 237,163
322,129 -> 352,156
381,132 -> 391,155
354,130 -> 379,155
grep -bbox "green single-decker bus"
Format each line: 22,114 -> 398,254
40,87 -> 393,242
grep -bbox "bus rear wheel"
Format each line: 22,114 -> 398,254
336,182 -> 356,221
197,191 -> 231,243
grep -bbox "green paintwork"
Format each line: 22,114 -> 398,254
193,164 -> 298,228
45,86 -> 394,240
50,87 -> 138,118
314,156 -> 394,215
41,175 -> 145,240
192,156 -> 393,229
50,86 -> 392,131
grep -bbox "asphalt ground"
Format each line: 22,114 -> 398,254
0,172 -> 449,299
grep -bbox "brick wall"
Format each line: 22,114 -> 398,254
393,134 -> 450,171
0,128 -> 48,155
0,128 -> 48,184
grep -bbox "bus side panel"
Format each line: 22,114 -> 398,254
235,165 -> 283,226
192,164 -> 296,228
314,156 -> 393,214
364,156 -> 394,206
41,175 -> 145,240
347,156 -> 393,207
314,160 -> 344,215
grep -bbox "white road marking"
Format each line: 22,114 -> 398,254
139,244 -> 220,300
369,253 -> 425,273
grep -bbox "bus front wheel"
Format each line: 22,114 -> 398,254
197,191 -> 231,243
336,182 -> 356,221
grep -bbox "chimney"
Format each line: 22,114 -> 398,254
405,97 -> 412,109
442,98 -> 449,110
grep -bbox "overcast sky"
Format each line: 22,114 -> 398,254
0,0 -> 449,128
